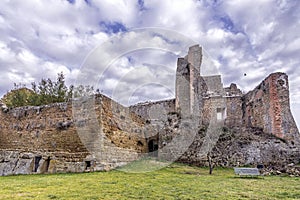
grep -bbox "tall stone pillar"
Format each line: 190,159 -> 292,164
187,44 -> 202,72
175,58 -> 191,117
175,45 -> 203,119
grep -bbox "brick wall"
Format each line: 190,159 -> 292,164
243,72 -> 299,140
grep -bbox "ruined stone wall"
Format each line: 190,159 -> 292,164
174,126 -> 300,168
0,103 -> 90,175
0,95 -> 149,176
159,111 -> 300,168
0,103 -> 86,153
203,96 -> 225,126
129,99 -> 175,145
129,99 -> 175,122
223,83 -> 243,128
224,83 -> 243,96
99,94 -> 148,152
168,72 -> 299,168
243,72 -> 299,141
203,75 -> 224,96
1,43 -> 299,175
201,75 -> 226,127
224,96 -> 243,128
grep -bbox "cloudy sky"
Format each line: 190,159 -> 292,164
0,0 -> 299,128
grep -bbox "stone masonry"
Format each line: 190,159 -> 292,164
130,44 -> 300,167
0,44 -> 299,175
0,94 -> 151,176
131,45 -> 299,142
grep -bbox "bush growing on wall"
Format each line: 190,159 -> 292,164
2,72 -> 74,108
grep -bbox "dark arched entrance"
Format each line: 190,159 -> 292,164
148,139 -> 158,157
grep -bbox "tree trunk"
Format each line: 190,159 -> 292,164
208,153 -> 214,175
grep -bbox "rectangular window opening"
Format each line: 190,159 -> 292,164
217,108 -> 226,121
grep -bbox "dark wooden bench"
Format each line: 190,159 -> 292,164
234,167 -> 260,176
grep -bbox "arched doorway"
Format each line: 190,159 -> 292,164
148,139 -> 158,157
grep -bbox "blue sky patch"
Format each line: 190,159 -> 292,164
99,21 -> 127,34
67,0 -> 75,4
84,0 -> 92,6
151,32 -> 181,46
220,16 -> 234,31
138,0 -> 145,11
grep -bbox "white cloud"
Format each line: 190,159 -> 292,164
285,38 -> 300,53
0,0 -> 299,126
92,0 -> 139,26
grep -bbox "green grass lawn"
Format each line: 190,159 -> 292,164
0,160 -> 299,200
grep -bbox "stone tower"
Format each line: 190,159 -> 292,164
175,45 -> 203,119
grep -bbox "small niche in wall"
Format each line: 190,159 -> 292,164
85,161 -> 91,170
44,157 -> 50,173
39,157 -> 51,173
137,141 -> 143,146
33,156 -> 42,172
277,79 -> 286,87
148,139 -> 158,157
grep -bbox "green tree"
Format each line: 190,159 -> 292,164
2,72 -> 95,108
3,73 -> 70,108
54,72 -> 68,103
3,83 -> 33,107
28,82 -> 42,106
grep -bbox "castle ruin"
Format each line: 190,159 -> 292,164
0,44 -> 299,175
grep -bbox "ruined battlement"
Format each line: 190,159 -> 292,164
224,83 -> 243,97
129,47 -> 299,142
203,75 -> 224,96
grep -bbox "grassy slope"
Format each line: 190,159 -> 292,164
0,161 -> 299,200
